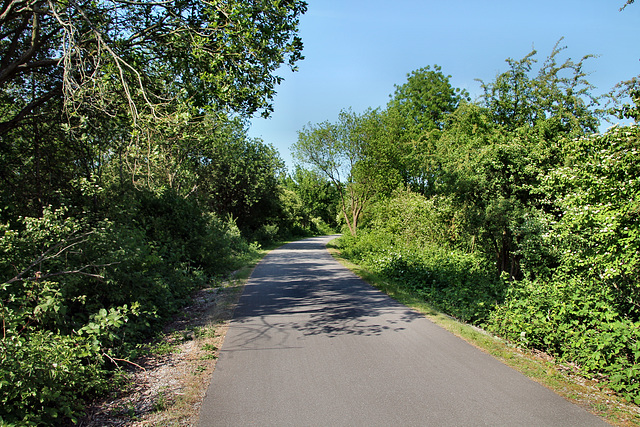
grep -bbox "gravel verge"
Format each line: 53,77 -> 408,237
77,279 -> 244,427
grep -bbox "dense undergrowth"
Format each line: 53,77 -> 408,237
0,184 -> 331,425
338,232 -> 501,324
1,193 -> 231,425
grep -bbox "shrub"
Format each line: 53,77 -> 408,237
0,190 -> 259,423
488,277 -> 640,404
338,230 -> 501,324
0,331 -> 111,425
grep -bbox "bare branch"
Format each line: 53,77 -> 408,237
2,230 -> 94,285
0,82 -> 62,135
102,352 -> 146,371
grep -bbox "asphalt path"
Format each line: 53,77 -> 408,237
199,235 -> 609,426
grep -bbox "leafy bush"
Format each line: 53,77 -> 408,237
489,125 -> 640,404
0,189 -> 261,423
0,331 -> 111,425
338,229 -> 501,324
489,277 -> 640,404
362,190 -> 471,248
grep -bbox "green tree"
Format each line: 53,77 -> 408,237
424,43 -> 600,279
293,109 -> 375,236
478,40 -> 599,137
0,2 -> 307,422
489,125 -> 640,403
388,65 -> 469,136
385,65 -> 469,194
0,0 -> 307,135
195,118 -> 285,233
287,166 -> 340,228
1,0 -> 308,223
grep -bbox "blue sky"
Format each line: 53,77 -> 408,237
248,0 -> 640,170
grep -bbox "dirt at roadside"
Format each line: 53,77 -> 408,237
77,281 -> 244,427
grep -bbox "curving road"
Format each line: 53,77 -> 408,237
198,236 -> 608,426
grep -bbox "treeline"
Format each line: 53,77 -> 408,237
0,1 -> 341,425
294,43 -> 640,404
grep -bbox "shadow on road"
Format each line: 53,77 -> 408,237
228,237 -> 423,344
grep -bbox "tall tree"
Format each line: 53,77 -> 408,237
1,0 -> 307,220
286,166 -> 339,228
385,65 -> 469,194
436,43 -> 601,279
478,40 -> 599,138
195,117 -> 285,233
388,65 -> 469,137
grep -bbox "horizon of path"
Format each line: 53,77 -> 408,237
198,235 -> 609,426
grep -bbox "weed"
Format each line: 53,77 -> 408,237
202,343 -> 218,352
153,392 -> 167,412
193,365 -> 207,375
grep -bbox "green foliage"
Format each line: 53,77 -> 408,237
0,189 -> 262,423
489,277 -> 640,404
606,76 -> 640,122
338,229 -> 501,324
388,64 -> 469,135
195,118 -> 286,233
0,0 -> 307,135
411,44 -> 602,280
340,189 -> 502,324
293,109 -> 380,236
489,124 -> 640,403
0,211 -> 124,424
362,190 -> 469,248
478,40 -> 599,137
0,331 -> 111,425
549,125 -> 640,317
324,41 -> 640,405
286,166 -> 340,228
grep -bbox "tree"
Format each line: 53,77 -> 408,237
385,65 -> 469,194
0,0 -> 307,135
194,122 -> 284,233
286,166 -> 339,228
423,43 -> 601,279
0,2 -> 307,422
388,65 -> 469,137
1,0 -> 308,223
180,117 -> 285,233
478,40 -> 599,138
293,109 -> 375,236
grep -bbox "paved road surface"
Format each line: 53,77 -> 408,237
199,236 -> 608,426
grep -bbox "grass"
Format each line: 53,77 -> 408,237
326,239 -> 640,427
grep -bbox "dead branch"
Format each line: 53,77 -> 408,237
2,230 -> 96,285
103,352 -> 146,371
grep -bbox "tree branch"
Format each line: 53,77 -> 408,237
0,82 -> 62,135
2,230 -> 93,285
102,352 -> 146,371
